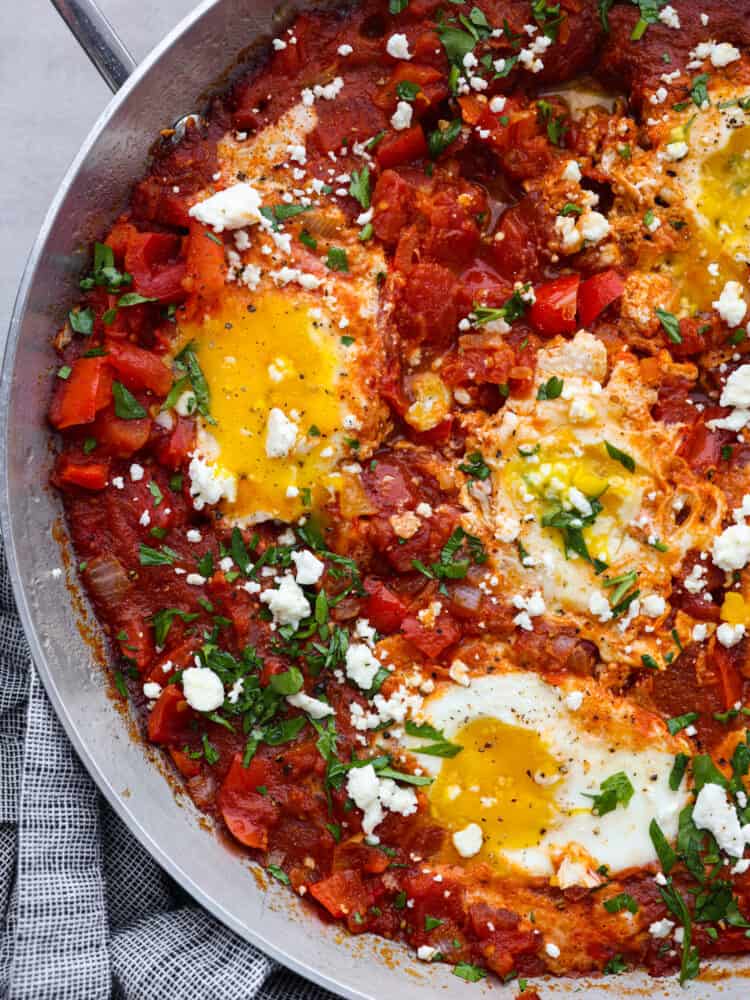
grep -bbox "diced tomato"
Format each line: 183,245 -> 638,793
217,753 -> 280,849
425,189 -> 482,267
374,64 -> 447,114
577,269 -> 625,328
54,456 -> 110,491
116,613 -> 155,671
678,413 -> 732,474
124,231 -> 187,303
169,747 -> 202,778
182,220 -> 226,308
529,274 -> 580,336
91,405 -> 151,458
671,316 -> 710,358
154,416 -> 196,469
491,200 -> 542,281
105,340 -> 173,396
308,870 -> 370,919
49,357 -> 111,430
402,611 -> 460,659
363,579 -> 408,632
712,641 -> 745,710
147,684 -> 195,743
376,126 -> 428,170
105,219 -> 137,264
393,262 -> 459,346
372,170 -> 415,246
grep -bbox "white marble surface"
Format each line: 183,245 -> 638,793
0,0 -> 196,346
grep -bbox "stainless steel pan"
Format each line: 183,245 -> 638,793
1,2 -> 744,995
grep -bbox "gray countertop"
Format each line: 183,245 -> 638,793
1,0 -> 197,346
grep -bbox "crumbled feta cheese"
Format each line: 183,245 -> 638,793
417,945 -> 438,962
129,463 -> 144,482
642,594 -> 666,618
291,549 -> 325,585
658,5 -> 680,28
713,523 -> 750,571
717,622 -> 746,648
182,666 -> 225,712
714,280 -> 747,328
186,529 -> 202,543
489,95 -> 506,113
189,183 -> 263,232
265,408 -> 298,458
143,681 -> 162,700
260,575 -> 311,628
386,33 -> 412,60
579,210 -> 610,244
452,822 -> 483,858
188,454 -> 237,510
562,159 -> 582,182
692,623 -> 708,642
545,942 -> 561,959
337,43 -> 353,56
346,763 -> 417,839
649,918 -> 675,939
693,782 -> 750,857
139,510 -> 151,527
448,659 -> 471,687
391,100 -> 413,131
711,42 -> 741,67
286,691 -> 334,718
345,642 -> 382,689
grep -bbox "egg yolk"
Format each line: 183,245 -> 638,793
430,717 -> 560,864
665,123 -> 750,311
698,124 -> 750,263
506,440 -> 638,565
178,289 -> 344,523
721,591 -> 750,626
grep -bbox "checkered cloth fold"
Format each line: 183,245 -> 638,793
0,543 -> 334,1000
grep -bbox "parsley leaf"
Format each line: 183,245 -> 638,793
585,771 -> 634,816
604,440 -> 635,472
656,307 -> 682,343
458,451 -> 491,480
537,376 -> 564,400
428,119 -> 462,159
112,381 -> 147,420
348,167 -> 371,209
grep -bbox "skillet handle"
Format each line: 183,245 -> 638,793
49,0 -> 137,94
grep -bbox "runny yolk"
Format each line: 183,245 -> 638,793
429,717 -> 561,864
178,289 -> 344,523
664,123 -> 750,311
505,439 -> 639,566
697,124 -> 750,266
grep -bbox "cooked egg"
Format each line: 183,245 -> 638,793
661,89 -> 750,310
411,670 -> 690,880
462,332 -> 725,664
177,102 -> 388,524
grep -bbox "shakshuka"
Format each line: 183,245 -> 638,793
47,0 -> 750,989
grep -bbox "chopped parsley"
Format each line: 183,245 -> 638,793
584,771 -> 634,816
458,451 -> 491,480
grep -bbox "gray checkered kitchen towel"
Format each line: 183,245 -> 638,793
0,541 -> 335,1000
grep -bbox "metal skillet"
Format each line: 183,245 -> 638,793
1,1 -> 746,995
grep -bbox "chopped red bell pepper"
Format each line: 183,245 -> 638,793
577,269 -> 625,328
529,274 -> 580,336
